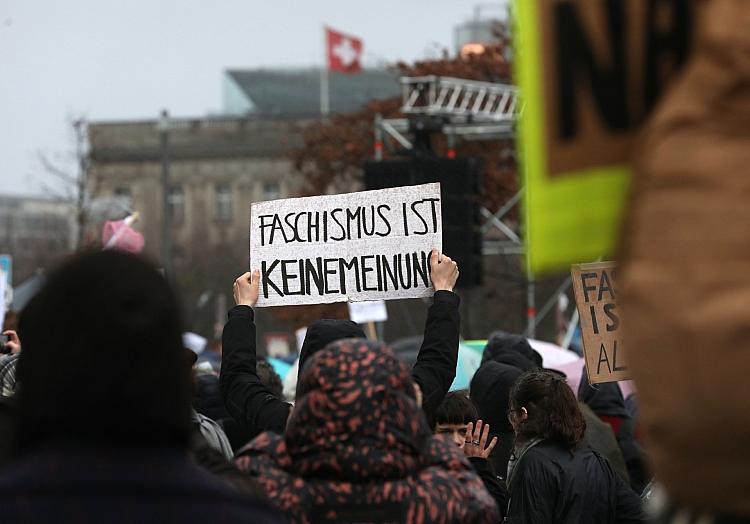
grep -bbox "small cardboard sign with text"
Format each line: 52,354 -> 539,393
571,261 -> 630,384
250,183 -> 441,307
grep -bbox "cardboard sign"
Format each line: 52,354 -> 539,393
250,183 -> 441,307
515,0 -> 695,275
571,262 -> 629,383
348,300 -> 388,324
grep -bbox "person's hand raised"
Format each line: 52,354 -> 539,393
463,419 -> 498,459
2,330 -> 20,354
233,270 -> 260,307
430,249 -> 459,292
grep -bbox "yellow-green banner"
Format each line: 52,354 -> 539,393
514,0 -> 694,275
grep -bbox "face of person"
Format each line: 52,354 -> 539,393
435,422 -> 469,447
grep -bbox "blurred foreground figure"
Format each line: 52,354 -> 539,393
236,340 -> 499,523
505,371 -> 645,523
620,0 -> 750,519
0,251 -> 280,524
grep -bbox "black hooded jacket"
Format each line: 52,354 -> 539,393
220,290 -> 460,440
469,361 -> 523,480
506,440 -> 646,523
578,372 -> 631,418
482,332 -> 543,369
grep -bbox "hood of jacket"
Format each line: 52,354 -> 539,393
470,361 -> 523,435
482,331 -> 543,368
577,369 -> 630,418
298,319 -> 366,375
236,340 -> 499,523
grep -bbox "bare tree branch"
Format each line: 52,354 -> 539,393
36,151 -> 77,185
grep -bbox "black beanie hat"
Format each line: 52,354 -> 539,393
17,250 -> 191,450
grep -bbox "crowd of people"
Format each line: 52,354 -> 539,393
0,249 -> 654,522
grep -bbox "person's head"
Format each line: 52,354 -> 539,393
483,331 -> 543,368
433,390 -> 478,447
16,250 -> 191,450
295,319 -> 366,398
577,366 -> 630,418
470,361 -> 523,437
256,358 -> 283,398
508,370 -> 585,450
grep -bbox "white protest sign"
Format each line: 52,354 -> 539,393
250,183 -> 442,307
348,300 -> 388,324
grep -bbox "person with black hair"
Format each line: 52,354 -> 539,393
506,371 -> 646,523
220,249 -> 461,439
433,390 -> 477,446
0,251 -> 281,524
433,390 -> 508,519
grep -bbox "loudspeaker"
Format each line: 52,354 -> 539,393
364,158 -> 483,286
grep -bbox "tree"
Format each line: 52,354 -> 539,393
36,117 -> 95,250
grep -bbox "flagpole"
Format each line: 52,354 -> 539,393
320,25 -> 330,118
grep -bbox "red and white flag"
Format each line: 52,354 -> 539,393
326,27 -> 363,73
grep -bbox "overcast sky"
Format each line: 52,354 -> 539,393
1,1 -> 507,196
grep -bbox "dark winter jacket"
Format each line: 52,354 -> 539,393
220,290 -> 460,438
469,361 -> 523,479
469,457 -> 509,519
579,403 -> 629,483
0,443 -> 281,524
235,340 -> 498,524
506,440 -> 646,524
194,372 -> 231,423
578,372 -> 631,419
579,371 -> 649,493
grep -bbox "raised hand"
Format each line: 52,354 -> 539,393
233,270 -> 260,307
430,249 -> 459,292
2,330 -> 21,354
463,419 -> 498,459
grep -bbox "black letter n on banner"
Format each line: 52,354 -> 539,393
555,0 -> 629,139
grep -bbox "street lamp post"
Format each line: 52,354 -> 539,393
158,109 -> 172,276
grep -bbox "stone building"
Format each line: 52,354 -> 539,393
0,195 -> 75,285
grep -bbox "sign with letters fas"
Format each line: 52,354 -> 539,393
571,261 -> 629,384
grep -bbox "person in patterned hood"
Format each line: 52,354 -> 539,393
235,339 -> 499,524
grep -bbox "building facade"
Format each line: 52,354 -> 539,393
0,195 -> 75,285
88,115 -> 306,268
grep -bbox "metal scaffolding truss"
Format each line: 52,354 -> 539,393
372,76 -> 570,338
400,75 -> 518,122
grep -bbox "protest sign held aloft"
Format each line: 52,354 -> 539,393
571,261 -> 629,384
250,183 -> 442,307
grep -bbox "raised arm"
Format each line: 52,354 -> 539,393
220,270 -> 291,438
411,250 -> 460,426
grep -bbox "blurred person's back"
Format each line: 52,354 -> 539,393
0,251 -> 280,524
